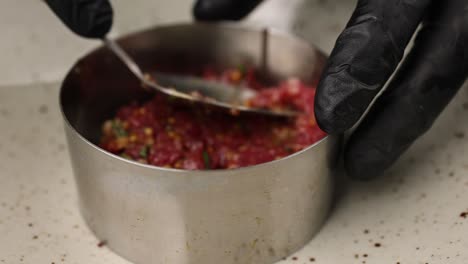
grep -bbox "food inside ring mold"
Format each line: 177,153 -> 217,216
100,66 -> 326,170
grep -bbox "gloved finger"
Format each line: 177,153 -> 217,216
44,0 -> 113,38
314,0 -> 432,134
193,0 -> 263,21
344,0 -> 468,180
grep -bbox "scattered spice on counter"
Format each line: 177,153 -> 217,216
38,104 -> 48,114
363,254 -> 368,258
292,256 -> 298,261
0,108 -> 9,117
460,211 -> 468,218
267,247 -> 275,256
363,229 -> 370,234
97,240 -> 107,248
309,257 -> 316,262
32,235 -> 38,240
455,132 -> 465,139
374,243 -> 382,248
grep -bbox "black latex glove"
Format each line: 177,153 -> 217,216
194,0 -> 263,21
194,0 -> 468,180
44,0 -> 113,38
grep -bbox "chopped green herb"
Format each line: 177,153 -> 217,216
238,64 -> 247,75
121,153 -> 131,159
139,145 -> 149,158
203,151 -> 211,169
112,120 -> 128,137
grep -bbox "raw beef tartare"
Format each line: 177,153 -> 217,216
99,67 -> 326,170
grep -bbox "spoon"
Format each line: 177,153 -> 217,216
102,37 -> 297,117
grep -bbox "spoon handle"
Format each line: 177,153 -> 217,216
102,37 -> 145,81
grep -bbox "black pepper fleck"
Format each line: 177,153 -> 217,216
374,243 -> 382,247
455,132 -> 465,139
309,257 -> 315,262
0,109 -> 9,117
292,256 -> 298,261
268,247 -> 275,256
39,105 -> 48,114
463,102 -> 468,110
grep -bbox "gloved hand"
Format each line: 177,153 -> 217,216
194,0 -> 468,180
44,0 -> 113,38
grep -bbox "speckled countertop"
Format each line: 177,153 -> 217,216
1,1 -> 468,263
